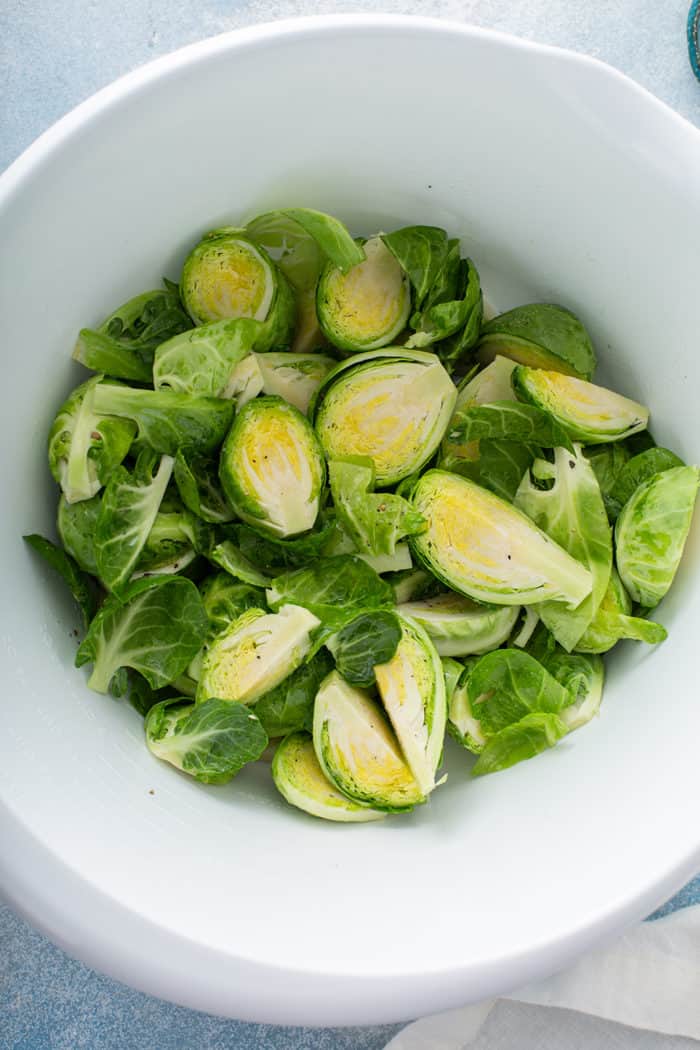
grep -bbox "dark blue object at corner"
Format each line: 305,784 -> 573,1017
689,0 -> 700,80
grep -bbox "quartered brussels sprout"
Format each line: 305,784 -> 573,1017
255,352 -> 336,414
615,465 -> 699,608
513,367 -> 649,444
313,671 -> 424,811
575,567 -> 667,652
272,731 -> 386,823
313,349 -> 457,486
145,696 -> 268,784
219,396 -> 326,537
48,376 -> 136,503
374,615 -> 446,794
477,304 -> 596,378
317,236 -> 411,351
181,230 -> 294,338
398,593 -> 519,657
197,603 -> 320,704
409,470 -> 593,607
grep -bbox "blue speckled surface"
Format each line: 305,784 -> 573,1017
1,2 -> 699,1047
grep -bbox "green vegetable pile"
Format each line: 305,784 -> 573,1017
25,208 -> 699,823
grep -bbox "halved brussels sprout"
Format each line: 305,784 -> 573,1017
197,603 -> 320,704
182,231 -> 281,326
256,352 -> 336,414
313,349 -> 457,486
374,615 -> 446,794
221,353 -> 265,407
219,396 -> 325,537
313,671 -> 424,811
409,470 -> 593,607
575,567 -> 667,652
398,594 -> 519,657
272,731 -> 386,823
513,367 -> 649,444
317,236 -> 411,351
615,465 -> 699,607
477,304 -> 596,378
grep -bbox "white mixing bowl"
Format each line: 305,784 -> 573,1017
1,15 -> 698,1026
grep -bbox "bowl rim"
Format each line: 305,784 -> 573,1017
1,13 -> 699,1025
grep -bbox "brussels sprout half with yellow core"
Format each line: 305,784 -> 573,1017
409,470 -> 593,607
313,671 -> 424,812
374,615 -> 446,795
182,231 -> 277,324
398,593 -> 520,657
272,732 -> 386,823
197,603 -> 320,705
513,366 -> 649,444
313,348 -> 457,486
219,396 -> 325,538
255,353 -> 336,414
317,236 -> 411,351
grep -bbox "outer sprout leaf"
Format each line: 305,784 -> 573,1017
328,610 -> 402,688
210,541 -> 272,588
73,330 -> 154,383
468,648 -> 571,735
253,649 -> 334,736
280,209 -> 365,273
75,576 -> 208,693
607,448 -> 685,520
173,450 -> 235,524
153,318 -> 262,397
472,712 -> 568,776
380,226 -> 448,308
57,495 -> 101,575
145,697 -> 268,783
477,304 -> 596,378
328,457 -> 426,557
23,533 -> 97,627
266,555 -> 395,630
448,401 -> 573,451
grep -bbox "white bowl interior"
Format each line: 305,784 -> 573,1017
1,17 -> 699,1025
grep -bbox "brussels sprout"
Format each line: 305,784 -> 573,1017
145,696 -> 268,784
409,470 -> 593,607
615,465 -> 699,607
48,376 -> 136,503
397,593 -> 519,657
447,661 -> 487,753
477,304 -> 596,378
514,444 -> 612,651
317,236 -> 411,351
219,396 -> 325,538
272,731 -> 386,823
374,615 -> 446,794
181,231 -> 294,339
313,349 -> 457,486
575,567 -> 667,652
57,493 -> 100,575
256,353 -> 336,414
549,653 -> 604,731
312,671 -> 424,811
197,604 -> 320,705
513,367 -> 649,444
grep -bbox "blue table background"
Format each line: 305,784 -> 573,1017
2,2 -> 699,1047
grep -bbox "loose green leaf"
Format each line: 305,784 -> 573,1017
515,444 -> 612,650
75,576 -> 207,694
279,209 -> 365,273
210,540 -> 272,588
153,317 -> 262,397
477,304 -> 596,378
468,648 -> 572,735
266,555 -> 395,630
328,457 -> 426,557
73,330 -> 154,383
381,226 -> 448,308
199,573 -> 266,638
472,712 -> 568,776
95,450 -> 174,595
576,568 -> 667,652
173,450 -> 235,524
91,383 -> 234,456
328,610 -> 402,688
448,401 -> 573,451
145,697 -> 268,784
584,443 -> 630,520
23,533 -> 97,627
57,494 -> 101,575
607,447 -> 685,520
253,649 -> 334,736
615,466 -> 699,607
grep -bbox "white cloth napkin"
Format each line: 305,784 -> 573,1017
385,905 -> 700,1049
